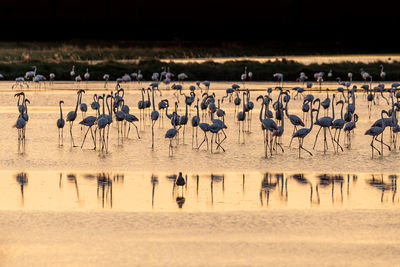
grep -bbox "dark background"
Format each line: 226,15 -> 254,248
0,0 -> 398,52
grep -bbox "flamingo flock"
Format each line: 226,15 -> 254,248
10,64 -> 400,159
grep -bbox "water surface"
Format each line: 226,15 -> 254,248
1,81 -> 400,266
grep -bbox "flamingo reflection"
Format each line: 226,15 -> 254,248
367,174 -> 397,203
16,172 -> 28,205
151,174 -> 158,208
210,174 -> 224,206
97,173 -> 113,208
291,173 -> 320,204
260,173 -> 277,206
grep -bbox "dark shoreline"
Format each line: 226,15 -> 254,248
1,59 -> 399,82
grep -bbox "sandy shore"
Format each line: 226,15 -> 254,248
1,209 -> 400,266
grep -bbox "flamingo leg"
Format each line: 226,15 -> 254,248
289,126 -> 297,147
328,128 -> 336,152
336,129 -> 344,152
211,134 -> 214,153
371,137 -> 380,157
375,135 -> 391,151
133,123 -> 140,139
191,124 -> 194,148
300,138 -> 313,156
313,127 -> 322,149
69,121 -> 76,147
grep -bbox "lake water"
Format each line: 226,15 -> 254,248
1,80 -> 400,266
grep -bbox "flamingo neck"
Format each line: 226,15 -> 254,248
152,88 -> 156,111
259,99 -> 264,122
74,93 -> 80,113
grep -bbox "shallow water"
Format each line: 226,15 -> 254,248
1,81 -> 400,266
0,81 -> 399,173
0,171 -> 399,212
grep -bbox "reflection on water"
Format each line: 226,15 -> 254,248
15,172 -> 27,205
2,171 -> 399,211
367,174 -> 397,202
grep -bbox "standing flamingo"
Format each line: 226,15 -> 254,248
165,113 -> 178,156
293,103 -> 316,158
57,100 -> 65,146
151,85 -> 159,149
344,114 -> 358,148
237,92 -> 246,144
103,74 -> 110,88
285,94 -> 305,147
365,110 -> 390,157
70,65 -> 75,80
332,100 -> 345,152
380,64 -> 386,80
191,99 -> 200,148
67,90 -> 84,147
313,95 -> 337,153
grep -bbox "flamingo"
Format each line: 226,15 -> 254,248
293,102 -> 316,158
222,87 -> 235,103
332,100 -> 345,152
177,73 -> 188,83
365,110 -> 390,157
67,90 -> 84,147
57,100 -> 65,146
80,110 -> 98,150
237,92 -> 246,144
97,95 -> 109,151
103,74 -> 109,88
165,113 -> 179,156
328,69 -> 333,79
179,100 -> 189,144
138,88 -> 146,123
12,77 -> 28,89
380,64 -> 386,80
191,99 -> 200,148
49,73 -> 55,85
197,113 -> 210,151
70,65 -> 76,80
273,73 -> 283,87
75,75 -> 82,87
348,72 -> 353,83
297,72 -> 308,85
209,110 -> 227,153
241,66 -> 252,89
144,88 -> 151,121
202,81 -> 210,93
151,85 -> 159,149
344,114 -> 358,148
137,70 -> 143,83
284,94 -> 305,147
321,89 -> 331,115
313,95 -> 337,153
273,93 -> 285,153
79,91 -> 87,120
257,95 -> 278,157
365,85 -> 375,119
25,66 -> 37,81
245,89 -> 254,132
233,89 -> 241,115
14,111 -> 26,145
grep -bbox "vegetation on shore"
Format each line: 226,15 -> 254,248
1,59 -> 399,82
0,41 -> 396,63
